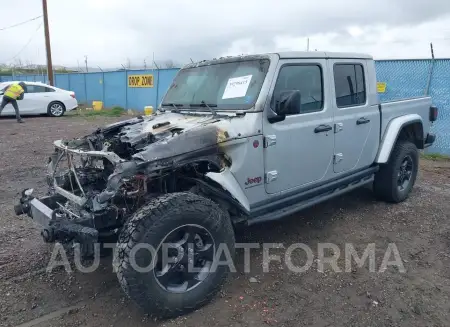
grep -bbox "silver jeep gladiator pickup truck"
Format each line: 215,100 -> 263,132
15,51 -> 437,318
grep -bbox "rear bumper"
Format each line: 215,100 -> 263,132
15,189 -> 98,246
425,133 -> 436,148
64,98 -> 78,111
67,105 -> 78,111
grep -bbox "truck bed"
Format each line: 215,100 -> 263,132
380,96 -> 432,140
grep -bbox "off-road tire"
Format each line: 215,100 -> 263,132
373,140 -> 419,203
114,192 -> 235,319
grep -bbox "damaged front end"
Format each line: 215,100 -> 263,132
15,114 -> 232,254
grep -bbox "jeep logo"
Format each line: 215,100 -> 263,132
245,177 -> 262,186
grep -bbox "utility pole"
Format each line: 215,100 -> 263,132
42,0 -> 54,85
306,38 -> 310,51
425,42 -> 436,96
84,55 -> 88,72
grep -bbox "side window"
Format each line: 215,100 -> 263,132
27,85 -> 48,93
271,64 -> 323,115
45,87 -> 55,92
333,64 -> 366,108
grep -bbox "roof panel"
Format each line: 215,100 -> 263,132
276,51 -> 373,60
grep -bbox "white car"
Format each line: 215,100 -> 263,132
0,81 -> 78,117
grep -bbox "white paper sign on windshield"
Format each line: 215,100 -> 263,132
222,75 -> 253,99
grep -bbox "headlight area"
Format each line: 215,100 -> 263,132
15,148 -> 146,254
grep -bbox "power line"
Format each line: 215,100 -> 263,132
3,22 -> 43,63
0,15 -> 42,31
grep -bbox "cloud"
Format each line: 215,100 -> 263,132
0,0 -> 449,68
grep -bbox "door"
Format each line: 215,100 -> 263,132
330,60 -> 380,173
263,59 -> 334,194
20,84 -> 53,114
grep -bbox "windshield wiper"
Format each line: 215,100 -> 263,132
161,102 -> 184,112
189,101 -> 218,117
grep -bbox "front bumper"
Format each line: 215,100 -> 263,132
15,189 -> 98,246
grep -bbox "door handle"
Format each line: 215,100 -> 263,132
314,124 -> 332,133
356,117 -> 370,125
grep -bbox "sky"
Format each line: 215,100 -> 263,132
1,0 -> 450,69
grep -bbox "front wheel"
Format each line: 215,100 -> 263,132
48,102 -> 65,117
114,192 -> 235,318
373,140 -> 419,203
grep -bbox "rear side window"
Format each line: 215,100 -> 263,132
26,85 -> 54,93
271,64 -> 324,115
333,64 -> 366,107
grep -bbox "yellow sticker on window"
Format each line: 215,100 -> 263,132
377,82 -> 387,93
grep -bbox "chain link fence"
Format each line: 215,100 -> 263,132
375,59 -> 450,155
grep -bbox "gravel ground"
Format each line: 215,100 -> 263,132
1,116 -> 450,327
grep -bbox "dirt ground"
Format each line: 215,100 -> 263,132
1,116 -> 450,327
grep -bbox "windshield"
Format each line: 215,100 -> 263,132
162,59 -> 270,110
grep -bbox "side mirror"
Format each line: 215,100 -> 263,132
0,91 -> 4,96
268,90 -> 301,124
268,113 -> 285,123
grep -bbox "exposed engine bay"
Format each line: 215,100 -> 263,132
67,116 -> 178,159
32,112 -> 237,250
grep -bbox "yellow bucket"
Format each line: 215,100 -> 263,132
92,101 -> 103,111
144,106 -> 154,116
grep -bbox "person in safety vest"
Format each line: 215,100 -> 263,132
0,82 -> 27,123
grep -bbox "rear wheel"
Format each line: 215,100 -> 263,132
114,192 -> 235,318
48,102 -> 65,117
373,140 -> 419,203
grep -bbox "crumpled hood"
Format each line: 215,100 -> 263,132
118,112 -> 217,144
113,112 -> 239,162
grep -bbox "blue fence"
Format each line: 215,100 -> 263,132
1,60 -> 450,154
0,68 -> 180,111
